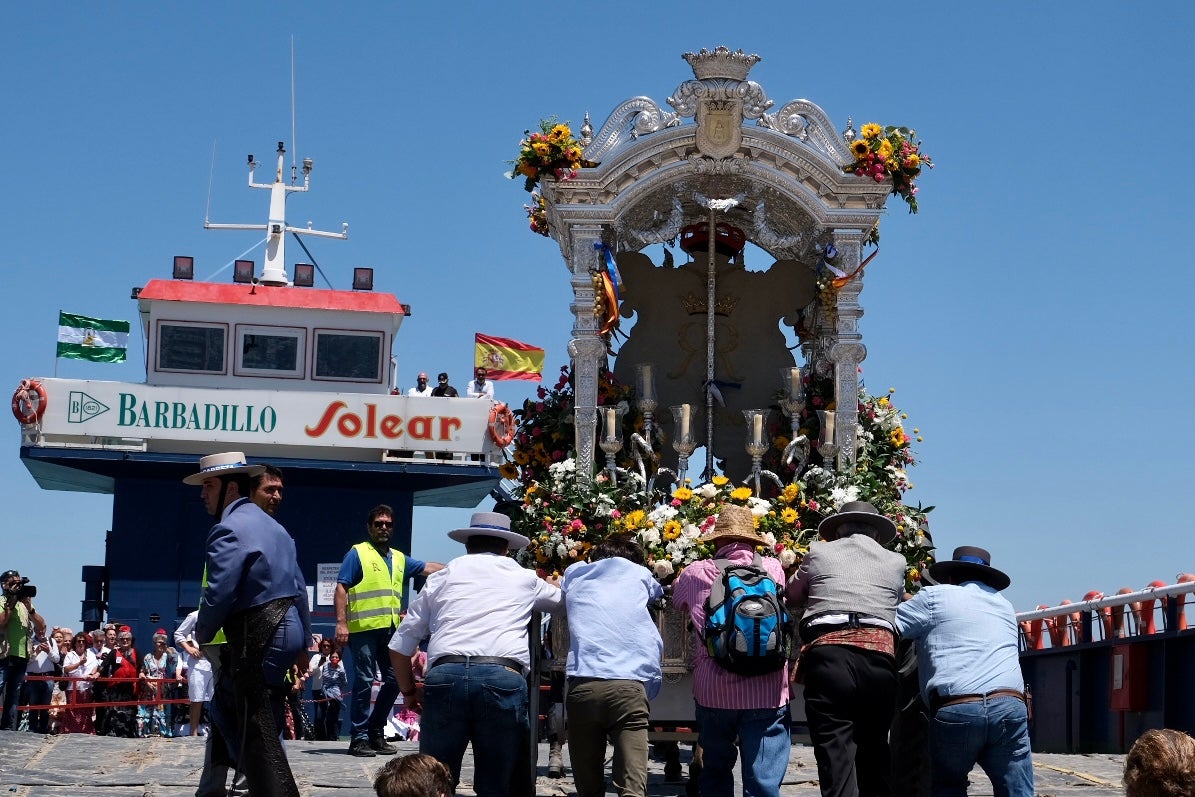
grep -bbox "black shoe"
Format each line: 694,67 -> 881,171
369,736 -> 398,754
348,739 -> 377,757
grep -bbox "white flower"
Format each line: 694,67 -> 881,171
696,483 -> 718,499
682,523 -> 702,540
779,548 -> 797,568
648,505 -> 679,524
638,528 -> 661,547
556,543 -> 568,558
653,560 -> 675,579
747,497 -> 770,517
829,485 -> 861,509
761,531 -> 777,547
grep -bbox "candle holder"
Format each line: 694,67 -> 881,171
817,409 -> 838,473
599,404 -> 627,485
742,409 -> 782,495
670,404 -> 699,484
634,362 -> 658,445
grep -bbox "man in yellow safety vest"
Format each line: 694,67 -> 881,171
334,504 -> 442,757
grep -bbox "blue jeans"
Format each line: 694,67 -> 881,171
349,628 -> 398,743
419,661 -> 527,797
0,657 -> 28,730
695,703 -> 791,797
930,696 -> 1033,797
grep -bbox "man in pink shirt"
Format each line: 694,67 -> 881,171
672,504 -> 792,797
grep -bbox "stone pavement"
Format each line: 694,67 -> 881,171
0,733 -> 1127,796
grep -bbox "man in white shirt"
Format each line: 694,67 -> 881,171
407,373 -> 433,397
175,609 -> 213,736
465,367 -> 495,400
388,512 -> 561,797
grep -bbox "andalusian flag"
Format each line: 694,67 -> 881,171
57,312 -> 130,363
474,333 -> 545,381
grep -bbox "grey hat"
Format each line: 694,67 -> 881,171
928,546 -> 1011,591
183,452 -> 266,486
817,500 -> 898,545
448,511 -> 530,550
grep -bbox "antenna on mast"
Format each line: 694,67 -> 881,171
205,140 -> 218,224
290,35 -> 298,185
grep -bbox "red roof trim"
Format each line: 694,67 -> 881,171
137,279 -> 405,315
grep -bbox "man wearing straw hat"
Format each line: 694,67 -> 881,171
187,452 -> 312,797
895,546 -> 1033,797
787,500 -> 907,797
387,511 -> 561,797
672,504 -> 793,797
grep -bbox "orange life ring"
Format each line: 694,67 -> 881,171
12,379 -> 47,425
488,402 -> 516,447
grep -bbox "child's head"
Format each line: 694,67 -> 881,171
374,753 -> 453,797
329,653 -> 340,666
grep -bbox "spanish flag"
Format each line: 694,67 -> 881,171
475,333 -> 545,382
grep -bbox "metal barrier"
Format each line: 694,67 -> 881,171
1017,577 -> 1195,650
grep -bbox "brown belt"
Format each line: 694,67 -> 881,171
932,688 -> 1025,714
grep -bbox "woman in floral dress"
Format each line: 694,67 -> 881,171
137,632 -> 179,737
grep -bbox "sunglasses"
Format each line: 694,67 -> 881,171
372,520 -> 393,528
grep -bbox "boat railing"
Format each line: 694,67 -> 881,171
1016,577 -> 1195,650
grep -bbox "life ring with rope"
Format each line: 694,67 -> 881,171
11,379 -> 47,425
488,402 -> 516,447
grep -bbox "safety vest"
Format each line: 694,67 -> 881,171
346,542 -> 406,634
198,565 -> 227,645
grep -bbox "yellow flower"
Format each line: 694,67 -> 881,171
729,486 -> 753,502
909,567 -> 920,582
781,507 -> 798,524
673,486 -> 693,501
549,124 -> 570,140
850,139 -> 871,158
781,483 -> 801,504
904,154 -> 920,169
773,435 -> 789,451
532,141 -> 551,157
877,139 -> 893,160
712,475 -> 729,486
513,450 -> 530,465
663,520 -> 682,541
861,123 -> 882,140
623,509 -> 646,529
498,463 -> 518,479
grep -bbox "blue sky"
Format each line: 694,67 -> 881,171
3,2 -> 1193,627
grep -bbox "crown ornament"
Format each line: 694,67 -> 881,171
682,47 -> 761,81
680,291 -> 740,317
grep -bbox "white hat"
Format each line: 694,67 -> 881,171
182,452 -> 266,486
447,511 -> 530,550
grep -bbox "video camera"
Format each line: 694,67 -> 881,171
5,576 -> 36,600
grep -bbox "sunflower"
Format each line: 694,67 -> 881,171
781,507 -> 799,524
673,486 -> 693,501
729,486 -> 753,502
877,139 -> 894,160
850,139 -> 872,158
861,123 -> 882,139
663,520 -> 682,541
498,462 -> 519,480
712,475 -> 730,487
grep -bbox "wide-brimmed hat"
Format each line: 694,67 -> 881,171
929,546 -> 1011,591
817,501 -> 898,545
182,452 -> 266,485
448,511 -> 530,550
699,504 -> 765,547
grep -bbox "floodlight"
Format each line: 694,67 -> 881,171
173,256 -> 194,280
293,263 -> 315,287
352,267 -> 374,291
233,260 -> 255,284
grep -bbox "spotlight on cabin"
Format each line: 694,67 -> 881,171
233,260 -> 256,284
293,263 -> 315,288
352,267 -> 374,291
172,256 -> 194,280
401,304 -> 412,316
130,287 -> 143,300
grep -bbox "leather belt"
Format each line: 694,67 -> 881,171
931,688 -> 1025,714
430,655 -> 524,672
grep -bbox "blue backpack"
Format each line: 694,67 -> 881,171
702,555 -> 793,676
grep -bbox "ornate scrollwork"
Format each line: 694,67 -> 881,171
669,78 -> 773,119
583,97 -> 681,162
757,99 -> 855,163
614,196 -> 684,249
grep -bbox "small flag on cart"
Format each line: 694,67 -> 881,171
57,312 -> 130,363
474,333 -> 545,382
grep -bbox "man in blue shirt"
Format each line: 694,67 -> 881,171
895,546 -> 1033,797
335,504 -> 442,757
561,534 -> 663,797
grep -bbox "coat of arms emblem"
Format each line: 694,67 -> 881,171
695,99 -> 742,160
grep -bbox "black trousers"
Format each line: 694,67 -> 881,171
802,644 -> 898,797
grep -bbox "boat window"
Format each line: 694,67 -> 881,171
157,322 -> 226,373
235,325 -> 305,378
313,330 -> 383,382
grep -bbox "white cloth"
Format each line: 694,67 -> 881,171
62,649 -> 98,693
465,379 -> 494,400
308,652 -> 327,691
25,634 -> 61,673
187,665 -> 215,703
407,386 -> 433,397
173,610 -> 212,674
389,552 -> 561,669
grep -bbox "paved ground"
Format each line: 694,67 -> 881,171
0,734 -> 1127,796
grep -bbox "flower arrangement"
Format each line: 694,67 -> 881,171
845,124 -> 933,213
525,191 -> 549,237
507,366 -> 936,591
508,118 -> 591,193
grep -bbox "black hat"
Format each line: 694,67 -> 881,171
437,372 -> 449,381
817,501 -> 898,545
929,546 -> 1011,591
0,570 -> 19,582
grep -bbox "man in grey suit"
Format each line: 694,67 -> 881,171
788,501 -> 907,797
188,452 -> 312,797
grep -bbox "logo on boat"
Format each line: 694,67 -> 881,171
116,394 -> 277,433
304,400 -> 462,441
68,391 -> 109,423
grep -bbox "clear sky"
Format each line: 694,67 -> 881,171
3,2 -> 1193,628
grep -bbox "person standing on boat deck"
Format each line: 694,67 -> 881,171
895,547 -> 1033,797
788,501 -> 906,797
671,504 -> 793,797
430,372 -> 458,398
388,512 -> 562,797
466,366 -> 495,400
189,451 -> 312,797
407,372 -> 433,397
335,504 -> 444,758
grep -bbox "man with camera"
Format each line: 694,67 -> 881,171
0,569 -> 46,730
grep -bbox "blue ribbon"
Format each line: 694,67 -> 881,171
957,555 -> 989,566
594,242 -> 623,301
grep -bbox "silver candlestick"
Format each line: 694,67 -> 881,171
599,404 -> 627,485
